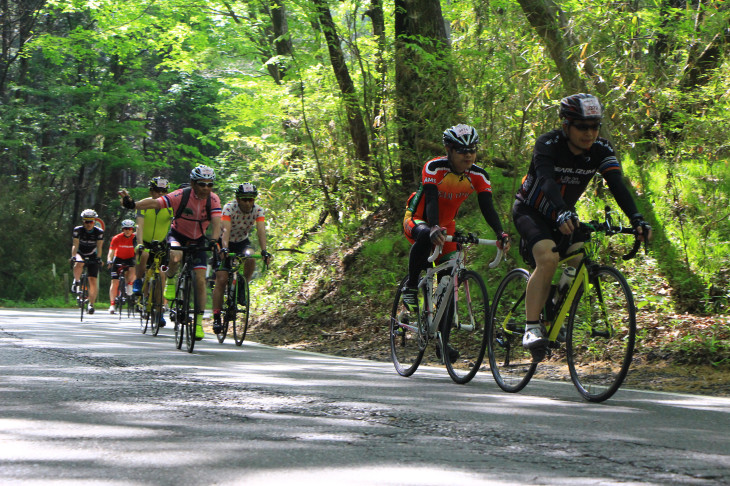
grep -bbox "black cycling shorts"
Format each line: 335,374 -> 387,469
512,201 -> 587,267
217,239 -> 252,272
111,257 -> 136,280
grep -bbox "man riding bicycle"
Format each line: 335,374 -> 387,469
132,177 -> 174,297
211,183 -> 272,334
70,209 -> 105,315
121,165 -> 222,341
402,124 -> 511,362
106,219 -> 137,314
513,93 -> 652,350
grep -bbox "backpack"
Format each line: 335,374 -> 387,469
174,187 -> 211,222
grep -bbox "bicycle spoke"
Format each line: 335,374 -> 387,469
390,276 -> 425,377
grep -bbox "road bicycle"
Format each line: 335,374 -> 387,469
137,240 -> 168,336
169,241 -> 214,353
390,232 -> 503,384
217,249 -> 264,346
487,207 -> 644,402
71,256 -> 99,322
113,263 -> 135,320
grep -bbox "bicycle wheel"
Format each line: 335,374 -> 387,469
185,276 -> 199,353
174,274 -> 189,350
139,279 -> 150,334
117,276 -> 126,321
567,265 -> 636,402
487,268 -> 537,393
232,275 -> 250,346
390,276 -> 425,377
443,270 -> 490,384
149,276 -> 163,337
79,274 -> 89,322
218,276 -> 234,344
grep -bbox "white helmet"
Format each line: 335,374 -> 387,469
80,209 -> 98,219
121,219 -> 135,229
189,165 -> 215,181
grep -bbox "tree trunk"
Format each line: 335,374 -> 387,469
394,0 -> 459,187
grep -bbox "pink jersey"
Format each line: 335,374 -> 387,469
159,188 -> 222,240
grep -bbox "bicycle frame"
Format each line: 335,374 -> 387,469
420,235 -> 502,340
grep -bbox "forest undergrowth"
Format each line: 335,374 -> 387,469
247,207 -> 730,398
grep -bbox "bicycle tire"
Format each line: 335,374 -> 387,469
232,275 -> 249,346
185,275 -> 199,353
218,274 -> 234,344
117,276 -> 125,321
443,270 -> 490,384
79,274 -> 89,322
149,276 -> 163,337
566,265 -> 636,402
174,274 -> 188,350
390,275 -> 425,377
139,277 -> 150,334
487,268 -> 537,393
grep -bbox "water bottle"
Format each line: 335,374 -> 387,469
552,266 -> 576,305
435,276 -> 451,306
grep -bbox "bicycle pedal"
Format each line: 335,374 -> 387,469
530,347 -> 547,363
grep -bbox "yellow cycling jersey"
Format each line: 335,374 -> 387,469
136,207 -> 173,243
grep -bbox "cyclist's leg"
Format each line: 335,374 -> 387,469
193,263 -> 207,340
109,261 -> 120,313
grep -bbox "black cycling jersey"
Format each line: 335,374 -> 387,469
72,225 -> 104,256
516,129 -> 638,222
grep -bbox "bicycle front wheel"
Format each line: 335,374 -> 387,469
174,275 -> 189,350
487,268 -> 537,393
79,275 -> 89,322
184,276 -> 198,353
390,276 -> 425,377
218,276 -> 234,344
443,270 -> 490,384
567,265 -> 636,402
232,275 -> 250,346
149,276 -> 163,337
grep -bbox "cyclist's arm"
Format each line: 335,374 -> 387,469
602,170 -> 640,219
423,183 -> 439,227
71,238 -> 79,258
534,157 -> 568,213
220,218 -> 232,249
133,197 -> 162,211
106,246 -> 115,264
255,219 -> 267,254
477,191 -> 504,236
209,214 -> 221,242
136,214 -> 145,244
97,239 -> 104,260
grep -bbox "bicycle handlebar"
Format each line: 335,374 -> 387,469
427,233 -> 504,268
584,206 -> 649,261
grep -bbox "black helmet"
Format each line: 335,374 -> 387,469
442,124 -> 479,148
235,183 -> 258,198
559,93 -> 603,121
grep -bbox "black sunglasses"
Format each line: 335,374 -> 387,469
454,147 -> 477,154
238,197 -> 255,202
196,181 -> 214,188
572,122 -> 601,132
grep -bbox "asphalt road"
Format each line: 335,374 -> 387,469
1,308 -> 728,485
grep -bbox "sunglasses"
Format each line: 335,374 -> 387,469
153,188 -> 168,193
455,147 -> 477,154
123,227 -> 134,231
83,220 -> 95,224
238,198 -> 255,203
572,122 -> 601,132
196,181 -> 214,188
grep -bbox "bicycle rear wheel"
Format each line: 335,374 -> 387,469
117,276 -> 126,320
487,268 -> 537,393
232,275 -> 250,346
390,276 -> 425,377
443,270 -> 490,384
185,277 -> 199,353
567,265 -> 636,402
149,276 -> 163,337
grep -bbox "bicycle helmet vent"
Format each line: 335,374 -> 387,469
189,165 -> 215,181
121,219 -> 135,228
559,93 -> 603,121
80,209 -> 98,219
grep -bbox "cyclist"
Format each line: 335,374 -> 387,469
70,209 -> 104,314
402,124 -> 511,362
133,177 -> 173,293
120,165 -> 222,340
513,93 -> 652,350
211,183 -> 272,334
106,219 -> 137,314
